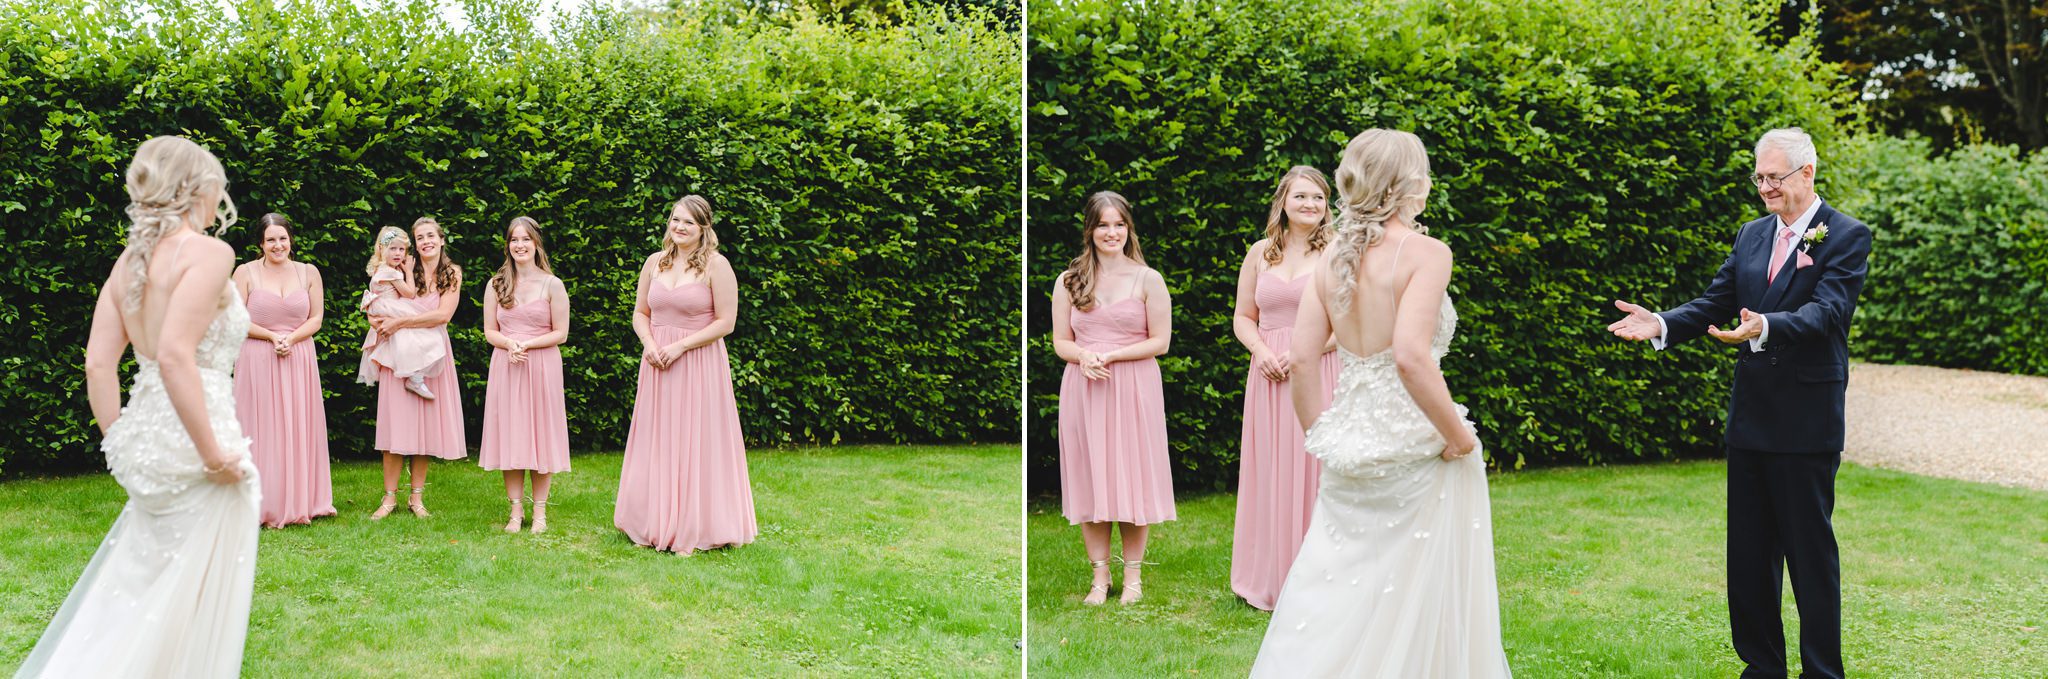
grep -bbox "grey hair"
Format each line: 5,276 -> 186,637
1755,127 -> 1818,176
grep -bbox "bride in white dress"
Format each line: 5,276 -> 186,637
1249,129 -> 1510,678
15,136 -> 261,679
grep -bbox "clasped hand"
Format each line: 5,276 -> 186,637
643,342 -> 684,369
1079,351 -> 1113,380
1253,349 -> 1292,382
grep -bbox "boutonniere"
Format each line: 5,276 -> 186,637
1794,223 -> 1826,269
1798,223 -> 1828,253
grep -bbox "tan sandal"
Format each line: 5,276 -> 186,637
369,491 -> 398,520
1083,558 -> 1112,606
1120,558 -> 1150,604
504,498 -> 523,533
407,487 -> 431,518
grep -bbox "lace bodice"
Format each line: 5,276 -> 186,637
103,287 -> 259,500
1304,295 -> 1472,478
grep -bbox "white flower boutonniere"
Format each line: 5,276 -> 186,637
1799,223 -> 1828,253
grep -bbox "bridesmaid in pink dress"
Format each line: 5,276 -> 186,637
479,216 -> 572,533
365,217 -> 467,519
1052,190 -> 1175,605
615,195 -> 757,555
232,213 -> 335,528
1229,166 -> 1342,610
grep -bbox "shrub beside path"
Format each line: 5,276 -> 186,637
1847,363 -> 2048,491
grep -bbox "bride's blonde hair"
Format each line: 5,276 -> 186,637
120,136 -> 238,311
1325,129 -> 1431,314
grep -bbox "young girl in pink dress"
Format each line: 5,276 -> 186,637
357,225 -> 443,400
479,216 -> 572,533
1052,191 -> 1176,605
615,195 -> 757,555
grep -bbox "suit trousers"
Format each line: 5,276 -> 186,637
1726,445 -> 1845,679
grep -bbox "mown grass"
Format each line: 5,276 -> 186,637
3,444 -> 1022,677
1028,461 -> 2046,677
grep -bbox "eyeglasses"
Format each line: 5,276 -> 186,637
1748,164 -> 1808,189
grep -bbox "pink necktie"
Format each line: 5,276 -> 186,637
1768,226 -> 1795,284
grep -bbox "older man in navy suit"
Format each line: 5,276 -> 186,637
1609,127 -> 1871,679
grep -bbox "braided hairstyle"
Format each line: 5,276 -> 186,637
120,136 -> 238,311
1324,130 -> 1431,314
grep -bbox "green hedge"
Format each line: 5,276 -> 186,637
1830,135 -> 2048,374
1026,0 -> 1851,490
0,0 -> 1020,477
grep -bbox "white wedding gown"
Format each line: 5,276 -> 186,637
15,287 -> 262,679
1250,294 -> 1511,678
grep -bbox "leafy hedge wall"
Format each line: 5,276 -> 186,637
0,0 -> 1020,476
1830,135 -> 2048,375
1026,0 -> 1851,490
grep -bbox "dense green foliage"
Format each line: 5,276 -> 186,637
1831,135 -> 2048,375
0,0 -> 1020,476
1027,0 -> 1851,489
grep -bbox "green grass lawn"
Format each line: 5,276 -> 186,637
1,444 -> 1022,678
1028,461 -> 2047,677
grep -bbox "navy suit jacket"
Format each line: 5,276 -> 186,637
1659,201 -> 1872,454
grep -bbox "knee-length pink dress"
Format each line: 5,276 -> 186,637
478,292 -> 570,473
373,291 -> 466,459
615,280 -> 757,553
232,266 -> 335,528
1058,296 -> 1176,525
1231,271 -> 1341,610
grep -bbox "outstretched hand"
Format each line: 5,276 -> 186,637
1607,300 -> 1661,341
1707,308 -> 1764,344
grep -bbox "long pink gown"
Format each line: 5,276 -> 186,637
615,280 -> 757,553
1058,296 -> 1176,525
478,292 -> 570,473
373,291 -> 466,459
1231,271 -> 1340,610
232,265 -> 336,528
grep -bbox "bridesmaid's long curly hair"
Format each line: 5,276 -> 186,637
1325,130 -> 1431,314
491,216 -> 553,308
1061,191 -> 1143,311
119,136 -> 238,311
656,195 -> 718,274
1261,165 -> 1333,265
410,217 -> 462,296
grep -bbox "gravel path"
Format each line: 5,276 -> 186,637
1846,363 -> 2048,491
